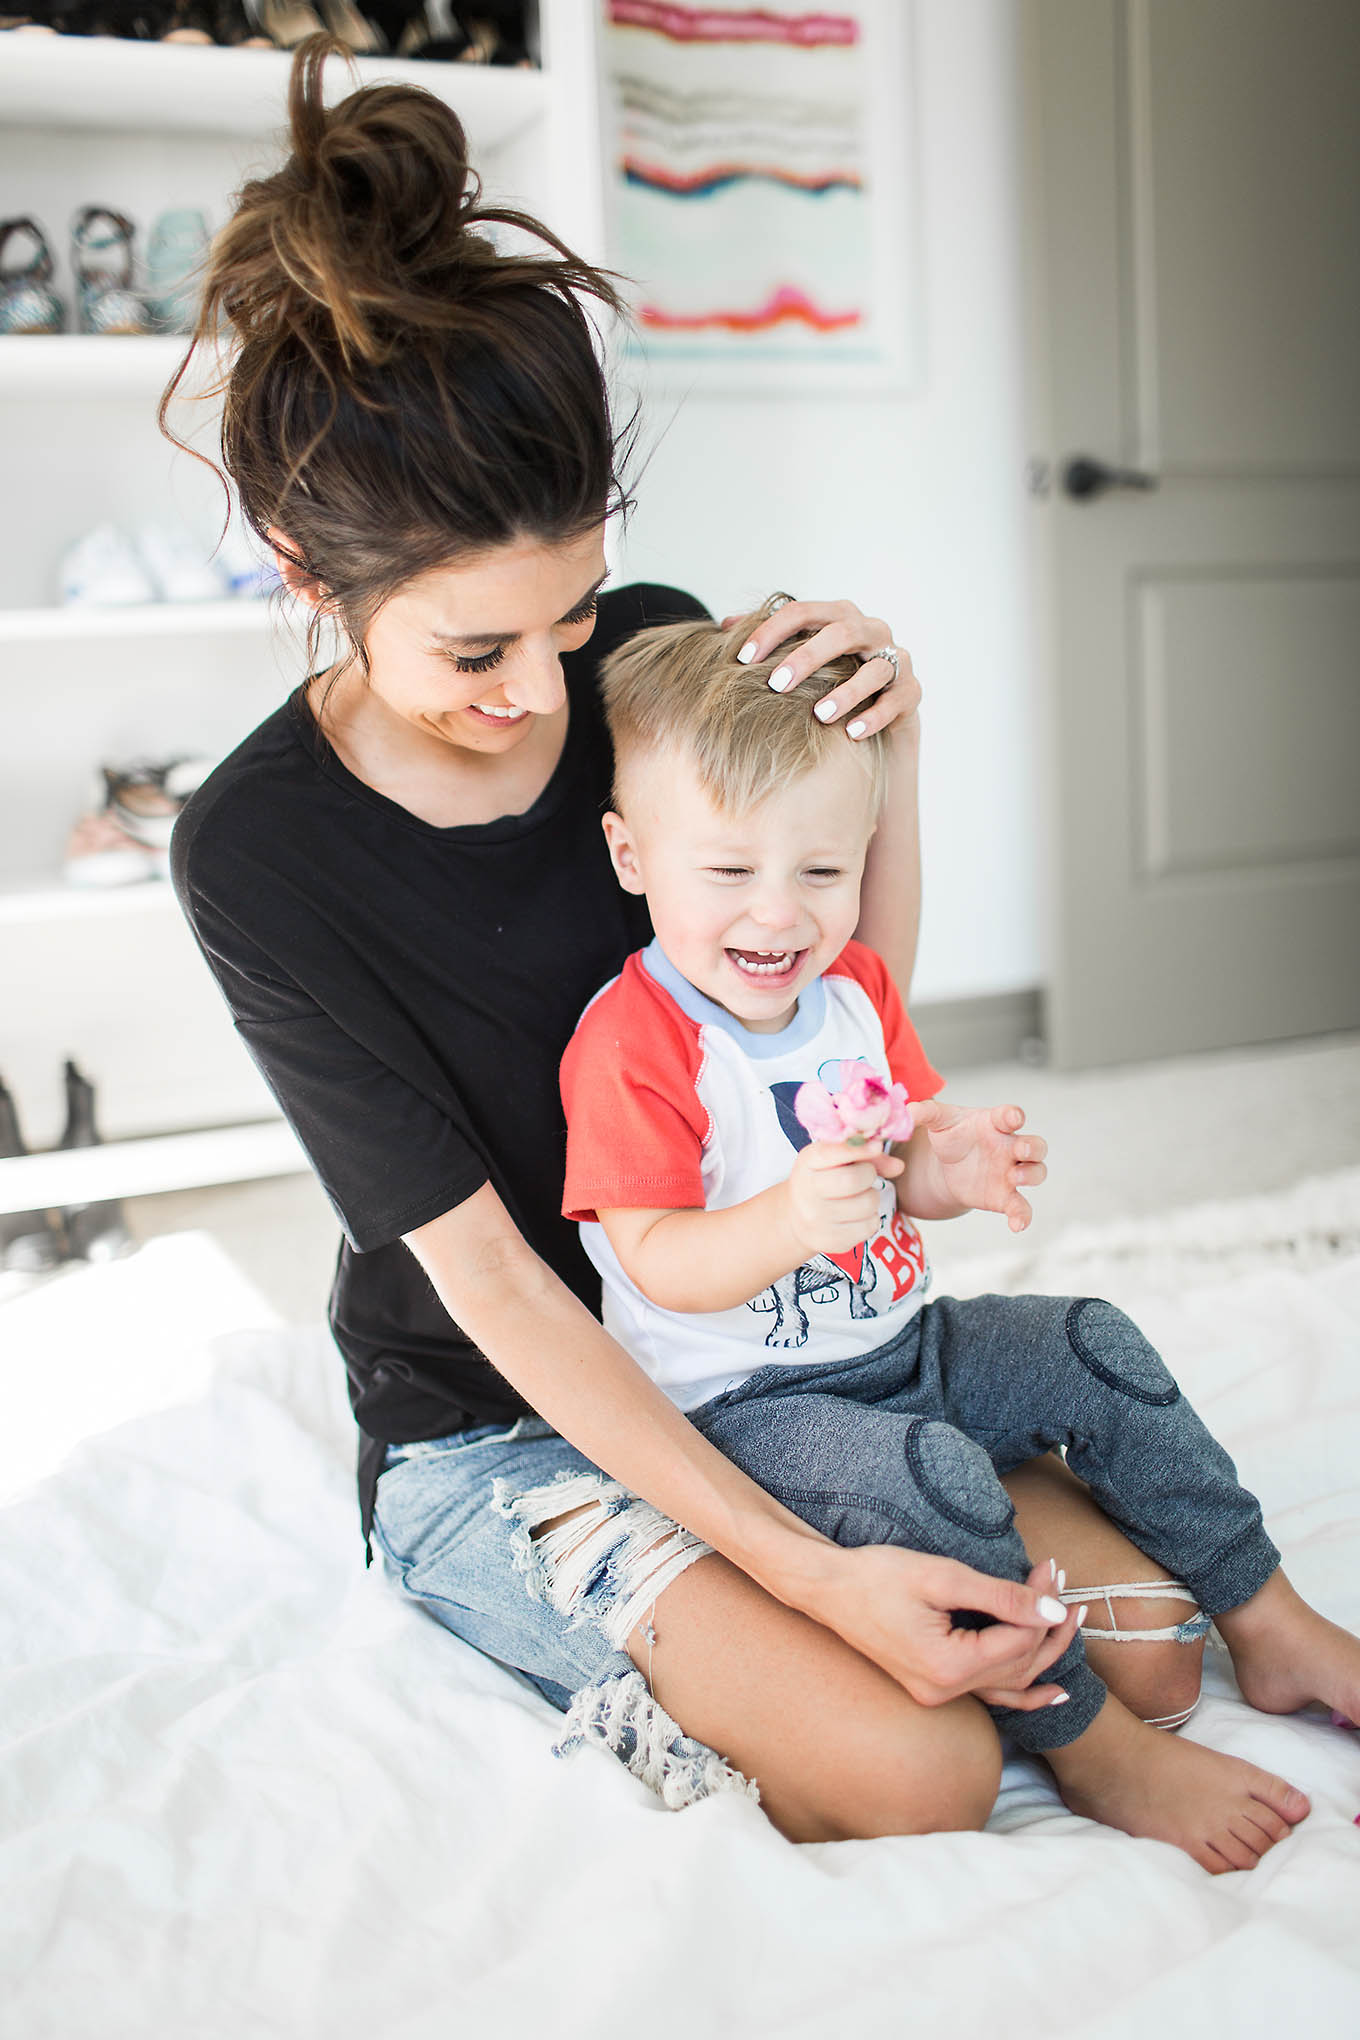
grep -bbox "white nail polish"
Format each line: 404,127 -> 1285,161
736,641 -> 757,665
768,668 -> 794,692
1048,1692 -> 1071,1707
1076,1605 -> 1089,1628
813,696 -> 837,721
1048,1558 -> 1058,1583
1057,1569 -> 1067,1595
1038,1596 -> 1066,1624
846,719 -> 867,739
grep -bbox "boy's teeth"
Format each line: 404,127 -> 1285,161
731,949 -> 795,975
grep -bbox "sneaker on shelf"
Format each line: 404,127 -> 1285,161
144,208 -> 210,335
216,520 -> 282,601
0,218 -> 65,335
0,1074 -> 63,1277
104,756 -> 213,854
136,521 -> 228,603
60,524 -> 156,608
57,1060 -> 134,1265
72,206 -> 152,336
63,807 -> 161,888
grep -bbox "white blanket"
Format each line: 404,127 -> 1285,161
3,1174 -> 1360,2040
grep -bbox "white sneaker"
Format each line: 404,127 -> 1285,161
60,524 -> 156,608
136,522 -> 228,603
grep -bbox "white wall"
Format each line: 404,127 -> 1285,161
611,0 -> 1042,1005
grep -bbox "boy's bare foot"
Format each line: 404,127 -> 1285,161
1046,1696 -> 1309,1873
1216,1569 -> 1360,1727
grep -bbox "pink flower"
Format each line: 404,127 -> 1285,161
794,1059 -> 914,1146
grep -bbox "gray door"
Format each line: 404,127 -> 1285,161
1029,0 -> 1360,1067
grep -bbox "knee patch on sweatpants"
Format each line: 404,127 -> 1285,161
905,1419 -> 1015,1538
1064,1298 -> 1180,1406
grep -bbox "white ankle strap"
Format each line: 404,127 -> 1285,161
1058,1578 -> 1210,1645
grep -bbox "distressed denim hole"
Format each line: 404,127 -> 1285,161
1064,1299 -> 1180,1406
904,1419 -> 1015,1538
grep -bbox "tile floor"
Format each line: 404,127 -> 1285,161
123,1028 -> 1360,1324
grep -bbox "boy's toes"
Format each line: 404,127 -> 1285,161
1207,1827 -> 1259,1872
1254,1773 -> 1310,1825
1240,1801 -> 1291,1849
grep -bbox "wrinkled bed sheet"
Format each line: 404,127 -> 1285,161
2,1172 -> 1359,2040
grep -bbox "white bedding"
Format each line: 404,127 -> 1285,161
3,1173 -> 1360,2040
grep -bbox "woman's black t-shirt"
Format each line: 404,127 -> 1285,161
171,583 -> 709,1548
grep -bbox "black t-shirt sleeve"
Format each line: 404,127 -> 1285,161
180,878 -> 489,1252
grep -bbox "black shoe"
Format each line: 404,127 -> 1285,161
0,1076 -> 62,1274
57,1060 -> 134,1263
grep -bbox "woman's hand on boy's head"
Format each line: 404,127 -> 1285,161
722,596 -> 922,742
909,1099 -> 1049,1233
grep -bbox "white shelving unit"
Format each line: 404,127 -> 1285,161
0,7 -> 605,1182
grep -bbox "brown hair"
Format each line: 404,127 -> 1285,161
600,597 -> 890,819
160,35 -> 633,676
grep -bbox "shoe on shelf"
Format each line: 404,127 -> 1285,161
60,524 -> 157,607
216,519 -> 282,600
0,1075 -> 63,1276
144,209 -> 210,334
63,807 -> 162,888
136,520 -> 226,602
250,0 -> 324,46
209,0 -> 272,43
57,1060 -> 134,1265
102,757 -> 213,857
449,2 -> 530,65
71,206 -> 152,336
316,0 -> 383,50
0,218 -> 65,335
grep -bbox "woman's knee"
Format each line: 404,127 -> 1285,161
796,1695 -> 1003,1844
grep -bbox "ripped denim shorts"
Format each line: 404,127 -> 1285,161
368,1415 -> 752,1810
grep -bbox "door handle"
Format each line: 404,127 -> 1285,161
1060,456 -> 1158,501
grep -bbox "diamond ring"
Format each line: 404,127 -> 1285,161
864,644 -> 900,684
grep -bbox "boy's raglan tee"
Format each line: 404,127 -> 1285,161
560,938 -> 944,1410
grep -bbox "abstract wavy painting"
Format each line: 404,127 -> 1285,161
602,0 -> 915,387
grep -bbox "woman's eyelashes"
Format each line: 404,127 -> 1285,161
451,643 -> 508,676
445,596 -> 599,676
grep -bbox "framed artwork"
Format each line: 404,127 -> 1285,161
599,0 -> 919,393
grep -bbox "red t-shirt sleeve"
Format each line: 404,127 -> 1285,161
826,940 -> 945,1100
560,958 -> 709,1223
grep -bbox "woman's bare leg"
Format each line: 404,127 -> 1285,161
1003,1452 -> 1205,1726
625,1551 -> 1003,1843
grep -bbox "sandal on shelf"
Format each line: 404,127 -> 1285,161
0,1076 -> 62,1276
71,207 -> 151,336
144,210 -> 210,335
0,218 -> 65,335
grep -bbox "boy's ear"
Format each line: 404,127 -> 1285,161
602,811 -> 646,894
266,527 -> 329,608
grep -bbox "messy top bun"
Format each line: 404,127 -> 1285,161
161,35 -> 631,665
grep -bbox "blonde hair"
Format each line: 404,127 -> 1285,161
600,596 -> 890,819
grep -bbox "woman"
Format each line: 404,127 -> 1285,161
167,40 -> 1202,1841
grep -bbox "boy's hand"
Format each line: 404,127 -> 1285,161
909,1099 -> 1048,1233
784,1137 -> 904,1257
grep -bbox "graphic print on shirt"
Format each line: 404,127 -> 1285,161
752,1069 -> 928,1348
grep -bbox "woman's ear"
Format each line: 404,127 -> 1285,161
601,811 -> 645,894
266,527 -> 328,608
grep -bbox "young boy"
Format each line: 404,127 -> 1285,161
558,600 -> 1360,1871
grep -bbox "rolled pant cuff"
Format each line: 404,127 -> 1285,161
990,1649 -> 1107,1754
1184,1520 -> 1281,1619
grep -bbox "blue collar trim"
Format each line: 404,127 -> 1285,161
641,939 -> 827,1059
